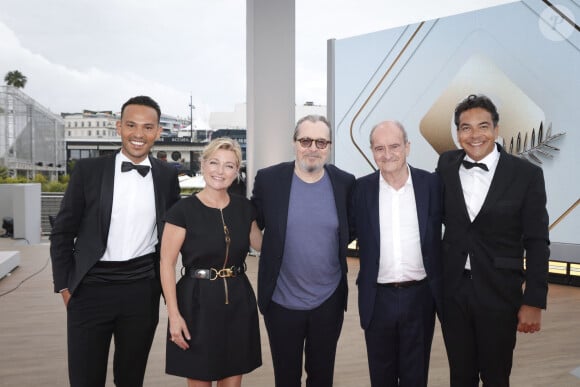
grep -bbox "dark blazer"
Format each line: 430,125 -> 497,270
251,161 -> 356,314
50,152 -> 181,294
351,166 -> 443,330
437,145 -> 550,310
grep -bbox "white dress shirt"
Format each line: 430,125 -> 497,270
100,152 -> 158,261
377,165 -> 426,283
459,145 -> 500,269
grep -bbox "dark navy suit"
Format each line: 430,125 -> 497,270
351,166 -> 443,387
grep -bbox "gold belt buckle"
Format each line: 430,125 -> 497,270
211,266 -> 237,280
209,268 -> 219,280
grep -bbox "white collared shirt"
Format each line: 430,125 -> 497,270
459,145 -> 500,269
100,152 -> 157,261
377,165 -> 426,283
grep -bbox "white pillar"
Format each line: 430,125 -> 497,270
246,0 -> 296,196
0,183 -> 41,245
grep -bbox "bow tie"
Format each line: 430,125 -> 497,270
121,161 -> 150,177
462,160 -> 489,171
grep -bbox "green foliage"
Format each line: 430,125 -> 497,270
0,176 -> 29,184
4,70 -> 28,89
67,159 -> 76,172
0,167 -> 194,194
33,173 -> 47,184
59,174 -> 70,184
179,187 -> 202,196
42,181 -> 68,192
4,70 -> 27,89
0,172 -> 68,192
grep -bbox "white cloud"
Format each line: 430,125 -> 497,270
1,20 -> 204,119
0,0 -> 245,118
1,0 -> 516,117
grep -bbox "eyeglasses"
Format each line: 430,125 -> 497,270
296,137 -> 332,149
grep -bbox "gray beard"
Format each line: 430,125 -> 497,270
298,160 -> 323,174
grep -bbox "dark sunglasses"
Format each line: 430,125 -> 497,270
296,137 -> 332,149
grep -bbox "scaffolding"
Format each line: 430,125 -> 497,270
0,86 -> 65,180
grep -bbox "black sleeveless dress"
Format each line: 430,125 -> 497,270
164,194 -> 261,380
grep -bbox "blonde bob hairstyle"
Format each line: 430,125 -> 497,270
200,137 -> 243,169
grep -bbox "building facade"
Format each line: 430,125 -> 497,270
0,86 -> 65,180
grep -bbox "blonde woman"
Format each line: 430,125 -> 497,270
160,137 -> 262,387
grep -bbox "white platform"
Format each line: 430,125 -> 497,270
0,250 -> 20,279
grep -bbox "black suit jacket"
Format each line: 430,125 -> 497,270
50,152 -> 181,294
251,162 -> 356,314
351,166 -> 443,329
437,145 -> 550,310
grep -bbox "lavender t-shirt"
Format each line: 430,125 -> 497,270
271,172 -> 341,310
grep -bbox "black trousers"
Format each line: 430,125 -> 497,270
364,280 -> 436,387
442,275 -> 518,387
66,278 -> 161,387
263,281 -> 345,387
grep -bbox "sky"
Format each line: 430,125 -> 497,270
0,0 -> 515,123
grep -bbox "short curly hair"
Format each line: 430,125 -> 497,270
454,94 -> 499,128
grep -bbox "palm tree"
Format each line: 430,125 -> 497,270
4,70 -> 28,89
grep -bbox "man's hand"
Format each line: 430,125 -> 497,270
60,289 -> 71,307
517,305 -> 542,333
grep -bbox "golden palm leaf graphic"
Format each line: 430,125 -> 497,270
504,121 -> 566,164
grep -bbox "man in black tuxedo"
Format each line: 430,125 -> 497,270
50,96 -> 181,387
351,121 -> 443,387
251,115 -> 355,387
437,94 -> 550,387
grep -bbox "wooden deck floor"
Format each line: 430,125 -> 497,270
1,237 -> 579,386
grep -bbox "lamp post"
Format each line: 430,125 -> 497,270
189,94 -> 195,142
